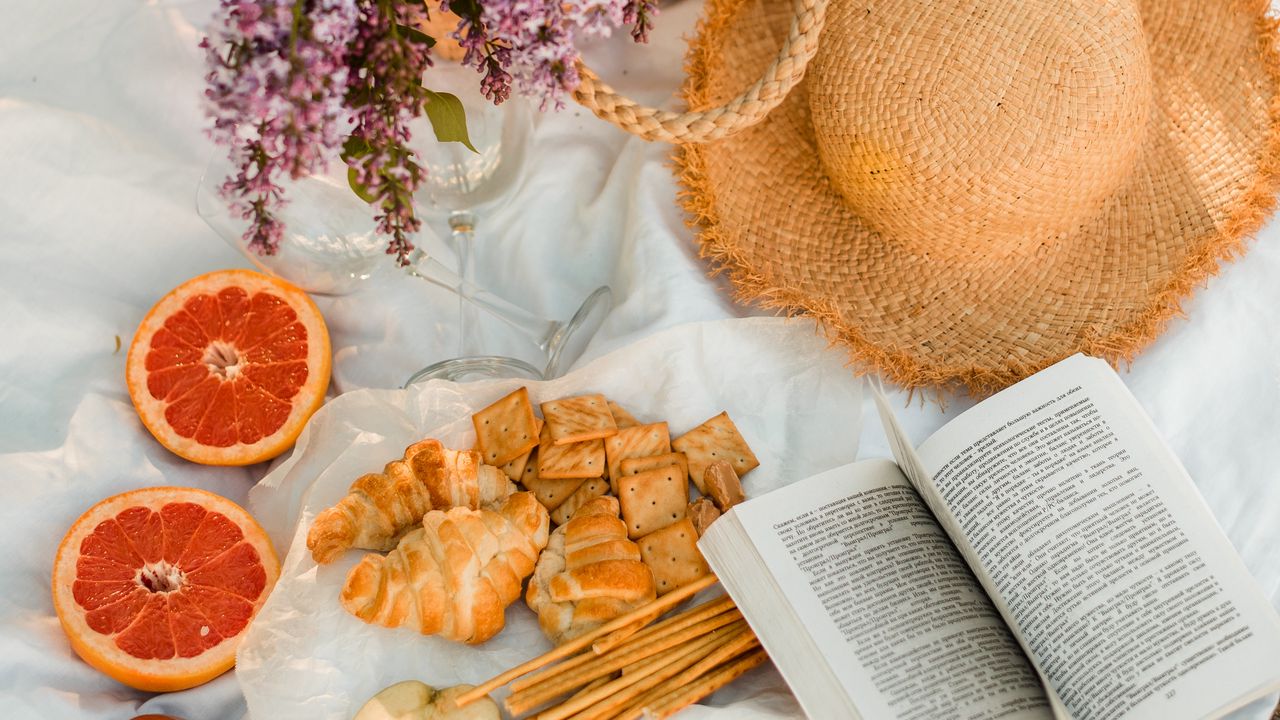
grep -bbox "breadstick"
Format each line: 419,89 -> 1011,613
574,624 -> 753,720
507,613 -> 744,713
457,574 -> 718,706
644,648 -> 769,719
534,623 -> 740,720
566,675 -> 615,704
594,595 -> 737,657
528,677 -> 617,720
520,602 -> 739,691
619,625 -> 757,712
514,602 -> 737,691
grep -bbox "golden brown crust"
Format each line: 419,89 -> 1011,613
307,439 -> 515,564
526,497 -> 657,644
339,492 -> 549,644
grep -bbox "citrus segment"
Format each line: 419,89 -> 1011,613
52,487 -> 280,692
126,269 -> 330,465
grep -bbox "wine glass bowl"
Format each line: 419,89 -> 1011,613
196,130 -> 612,383
411,65 -> 533,213
195,158 -> 390,296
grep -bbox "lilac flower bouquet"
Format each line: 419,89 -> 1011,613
201,0 -> 657,265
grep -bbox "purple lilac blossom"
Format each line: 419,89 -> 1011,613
453,0 -> 658,110
202,0 -> 358,255
344,0 -> 434,264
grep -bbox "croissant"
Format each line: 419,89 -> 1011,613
340,492 -> 550,644
308,439 -> 515,564
526,496 -> 657,644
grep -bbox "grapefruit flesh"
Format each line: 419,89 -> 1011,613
126,269 -> 330,465
52,487 -> 280,692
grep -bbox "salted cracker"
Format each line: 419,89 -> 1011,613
521,453 -> 586,512
619,452 -> 689,481
500,417 -> 543,481
638,518 -> 710,596
607,400 -> 641,429
672,412 -> 758,494
538,422 -> 607,479
472,387 -> 539,467
550,478 -> 610,526
604,422 -> 671,493
541,394 -> 618,445
618,465 -> 689,539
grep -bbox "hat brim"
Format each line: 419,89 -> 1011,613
677,0 -> 1280,396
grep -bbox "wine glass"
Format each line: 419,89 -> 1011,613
195,153 -> 612,382
410,63 -> 534,358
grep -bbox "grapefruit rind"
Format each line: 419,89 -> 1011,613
125,269 -> 331,466
51,486 -> 281,692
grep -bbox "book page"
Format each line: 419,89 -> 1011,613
722,459 -> 1052,720
908,355 -> 1280,720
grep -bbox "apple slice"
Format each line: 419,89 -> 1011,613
354,681 -> 500,720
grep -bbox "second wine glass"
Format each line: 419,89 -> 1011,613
411,64 -> 532,357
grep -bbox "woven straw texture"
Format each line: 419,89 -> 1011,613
676,0 -> 1280,397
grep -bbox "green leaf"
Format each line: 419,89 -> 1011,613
423,89 -> 478,153
397,24 -> 437,47
446,0 -> 481,17
347,165 -> 378,204
342,134 -> 372,160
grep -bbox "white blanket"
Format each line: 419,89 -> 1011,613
1,0 -> 1278,718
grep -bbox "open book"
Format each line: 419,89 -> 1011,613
700,355 -> 1280,720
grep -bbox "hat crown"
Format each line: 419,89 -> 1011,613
808,0 -> 1152,256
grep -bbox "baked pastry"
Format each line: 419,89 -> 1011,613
526,496 -> 657,644
340,492 -> 549,644
308,439 -> 515,564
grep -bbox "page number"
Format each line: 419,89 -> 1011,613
1165,689 -> 1176,700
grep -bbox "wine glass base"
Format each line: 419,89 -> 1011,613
544,286 -> 613,379
404,355 -> 544,387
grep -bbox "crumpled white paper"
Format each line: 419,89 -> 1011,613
236,317 -> 864,719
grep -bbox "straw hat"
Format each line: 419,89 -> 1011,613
581,0 -> 1280,395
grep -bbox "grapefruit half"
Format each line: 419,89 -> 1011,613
51,487 -> 281,692
126,269 -> 330,465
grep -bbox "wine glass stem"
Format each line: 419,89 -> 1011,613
450,211 -> 477,355
407,250 -> 561,353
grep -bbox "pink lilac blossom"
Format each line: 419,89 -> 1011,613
203,0 -> 658,263
623,0 -> 657,43
344,0 -> 435,264
202,0 -> 358,255
452,0 -> 658,110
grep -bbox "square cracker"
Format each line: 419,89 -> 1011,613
472,387 -> 539,467
604,422 -> 671,492
620,452 -> 689,481
618,465 -> 689,539
542,394 -> 618,445
538,423 -> 607,479
607,400 -> 641,429
520,450 -> 585,511
550,477 -> 610,525
672,412 -> 759,494
638,519 -> 710,596
501,418 -> 542,481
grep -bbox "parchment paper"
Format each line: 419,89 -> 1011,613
235,317 -> 864,719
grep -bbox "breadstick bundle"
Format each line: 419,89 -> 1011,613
457,575 -> 769,720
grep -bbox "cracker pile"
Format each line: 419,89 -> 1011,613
472,389 -> 757,598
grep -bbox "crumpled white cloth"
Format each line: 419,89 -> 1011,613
1,0 -> 1279,718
